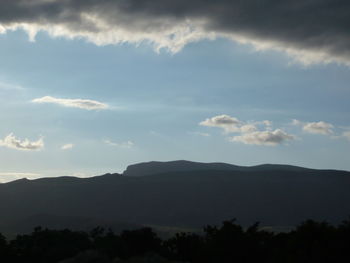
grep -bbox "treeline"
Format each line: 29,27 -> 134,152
1,219 -> 350,262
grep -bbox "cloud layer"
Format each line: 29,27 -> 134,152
32,96 -> 108,110
200,115 -> 294,146
0,133 -> 44,151
0,0 -> 349,65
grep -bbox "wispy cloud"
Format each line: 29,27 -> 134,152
0,133 -> 44,151
32,96 -> 108,110
200,115 -> 294,146
292,119 -> 334,135
0,81 -> 23,91
104,139 -> 134,149
189,131 -> 210,137
61,143 -> 74,150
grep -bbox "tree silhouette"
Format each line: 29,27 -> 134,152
10,227 -> 91,263
0,218 -> 350,262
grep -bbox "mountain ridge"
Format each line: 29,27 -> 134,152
2,160 -> 347,185
1,160 -> 349,235
122,160 -> 343,177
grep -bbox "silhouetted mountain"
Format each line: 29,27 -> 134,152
123,160 -> 244,176
123,160 -> 314,176
0,161 -> 349,235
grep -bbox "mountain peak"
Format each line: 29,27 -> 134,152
122,160 -> 242,177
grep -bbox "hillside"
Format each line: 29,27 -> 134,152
0,161 -> 349,234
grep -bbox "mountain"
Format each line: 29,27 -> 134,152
0,160 -> 349,235
122,160 -> 244,176
123,160 -> 313,176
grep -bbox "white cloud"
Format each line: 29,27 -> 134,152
0,133 -> 44,151
0,172 -> 41,183
199,115 -> 271,134
61,143 -> 73,150
32,96 -> 108,110
303,121 -> 334,135
199,115 -> 242,133
263,120 -> 272,126
293,119 -> 334,135
230,129 -> 295,146
200,115 -> 295,146
200,114 -> 241,126
104,139 -> 134,149
291,119 -> 302,126
240,124 -> 257,133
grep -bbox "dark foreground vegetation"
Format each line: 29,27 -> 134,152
1,219 -> 350,263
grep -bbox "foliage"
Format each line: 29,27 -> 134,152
0,218 -> 350,262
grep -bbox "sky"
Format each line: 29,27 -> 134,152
0,0 -> 349,182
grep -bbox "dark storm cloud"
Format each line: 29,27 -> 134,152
0,0 -> 349,64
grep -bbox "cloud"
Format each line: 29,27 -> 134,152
32,96 -> 108,110
200,115 -> 242,133
0,133 -> 44,151
61,143 -> 74,150
303,122 -> 334,135
239,124 -> 258,133
189,131 -> 210,137
201,115 -> 294,146
0,0 -> 349,65
104,139 -> 134,149
293,119 -> 334,135
0,81 -> 23,91
261,120 -> 272,128
230,129 -> 295,146
291,119 -> 302,126
199,115 -> 269,134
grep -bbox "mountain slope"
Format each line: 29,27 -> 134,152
0,161 -> 349,234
